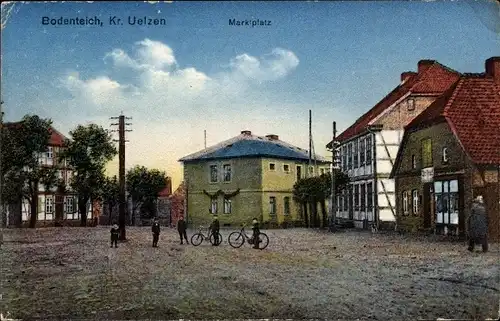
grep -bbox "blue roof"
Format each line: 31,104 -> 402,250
179,133 -> 330,163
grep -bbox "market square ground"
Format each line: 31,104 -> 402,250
1,227 -> 498,320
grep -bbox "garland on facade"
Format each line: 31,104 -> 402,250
203,188 -> 241,198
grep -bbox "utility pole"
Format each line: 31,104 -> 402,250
308,109 -> 312,178
204,130 -> 207,149
110,112 -> 132,240
330,121 -> 337,232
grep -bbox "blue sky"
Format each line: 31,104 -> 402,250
2,1 -> 499,187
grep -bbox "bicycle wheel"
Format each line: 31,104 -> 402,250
228,231 -> 245,248
190,233 -> 204,246
257,232 -> 269,250
209,232 -> 223,246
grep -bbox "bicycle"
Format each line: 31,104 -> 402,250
227,223 -> 269,250
190,226 -> 223,246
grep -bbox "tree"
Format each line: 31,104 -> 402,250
1,115 -> 58,228
126,165 -> 168,225
293,170 -> 349,229
61,124 -> 117,227
100,175 -> 119,224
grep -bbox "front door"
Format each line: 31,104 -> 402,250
422,183 -> 432,229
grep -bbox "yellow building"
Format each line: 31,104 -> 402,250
179,130 -> 331,228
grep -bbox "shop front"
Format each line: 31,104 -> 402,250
433,178 -> 463,236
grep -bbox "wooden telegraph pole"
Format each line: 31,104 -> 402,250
110,113 -> 132,240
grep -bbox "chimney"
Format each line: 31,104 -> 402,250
485,56 -> 500,82
265,134 -> 279,140
417,60 -> 435,74
401,71 -> 417,83
240,130 -> 252,135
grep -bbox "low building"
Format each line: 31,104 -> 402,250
179,130 -> 330,227
390,57 -> 500,240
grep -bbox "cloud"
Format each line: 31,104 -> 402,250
55,39 -> 301,186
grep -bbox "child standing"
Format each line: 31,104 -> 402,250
252,217 -> 260,249
110,223 -> 119,248
177,215 -> 189,245
152,218 -> 161,247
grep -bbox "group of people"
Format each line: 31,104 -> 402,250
109,215 -> 261,249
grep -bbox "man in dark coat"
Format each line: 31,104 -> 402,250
467,195 -> 488,253
177,216 -> 189,245
252,217 -> 260,249
210,215 -> 220,246
110,223 -> 119,248
152,218 -> 161,247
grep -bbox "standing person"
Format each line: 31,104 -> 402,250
152,218 -> 161,248
467,194 -> 489,253
110,223 -> 119,248
210,215 -> 220,246
251,217 -> 260,249
177,215 -> 189,245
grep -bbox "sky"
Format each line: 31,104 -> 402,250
1,1 -> 500,189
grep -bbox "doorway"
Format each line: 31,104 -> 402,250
422,183 -> 432,229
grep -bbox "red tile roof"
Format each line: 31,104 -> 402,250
4,122 -> 68,147
329,61 -> 461,145
405,74 -> 500,165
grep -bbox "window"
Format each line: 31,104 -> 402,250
354,184 -> 359,211
365,136 -> 372,165
269,163 -> 276,171
434,180 -> 459,225
46,195 -> 54,214
343,189 -> 348,212
412,190 -> 419,215
411,155 -> 417,169
360,184 -> 366,212
296,166 -> 302,181
320,168 -> 325,175
367,183 -> 373,211
309,166 -> 314,174
347,143 -> 353,169
269,197 -> 276,215
360,139 -> 365,166
223,198 -> 232,214
210,197 -> 218,214
283,197 -> 290,215
46,146 -> 53,159
402,191 -> 409,215
210,165 -> 218,183
421,138 -> 433,168
64,196 -> 75,214
223,164 -> 232,182
353,140 -> 359,168
283,164 -> 290,173
442,147 -> 448,164
342,146 -> 347,171
407,98 -> 415,111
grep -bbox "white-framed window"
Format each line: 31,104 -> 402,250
412,189 -> 419,215
407,98 -> 415,111
320,168 -> 325,175
283,164 -> 290,173
45,195 -> 54,214
269,197 -> 276,215
442,147 -> 448,164
348,143 -> 353,169
283,197 -> 290,215
46,146 -> 53,159
365,136 -> 372,165
308,166 -> 314,174
296,165 -> 302,181
402,191 -> 409,215
210,197 -> 218,214
360,138 -> 365,166
223,197 -> 232,214
209,165 -> 218,183
269,163 -> 276,171
223,164 -> 232,182
353,140 -> 359,168
64,196 -> 75,214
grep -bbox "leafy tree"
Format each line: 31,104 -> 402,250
293,170 -> 349,229
1,115 -> 58,228
61,124 -> 117,227
126,165 -> 168,225
100,175 -> 119,223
